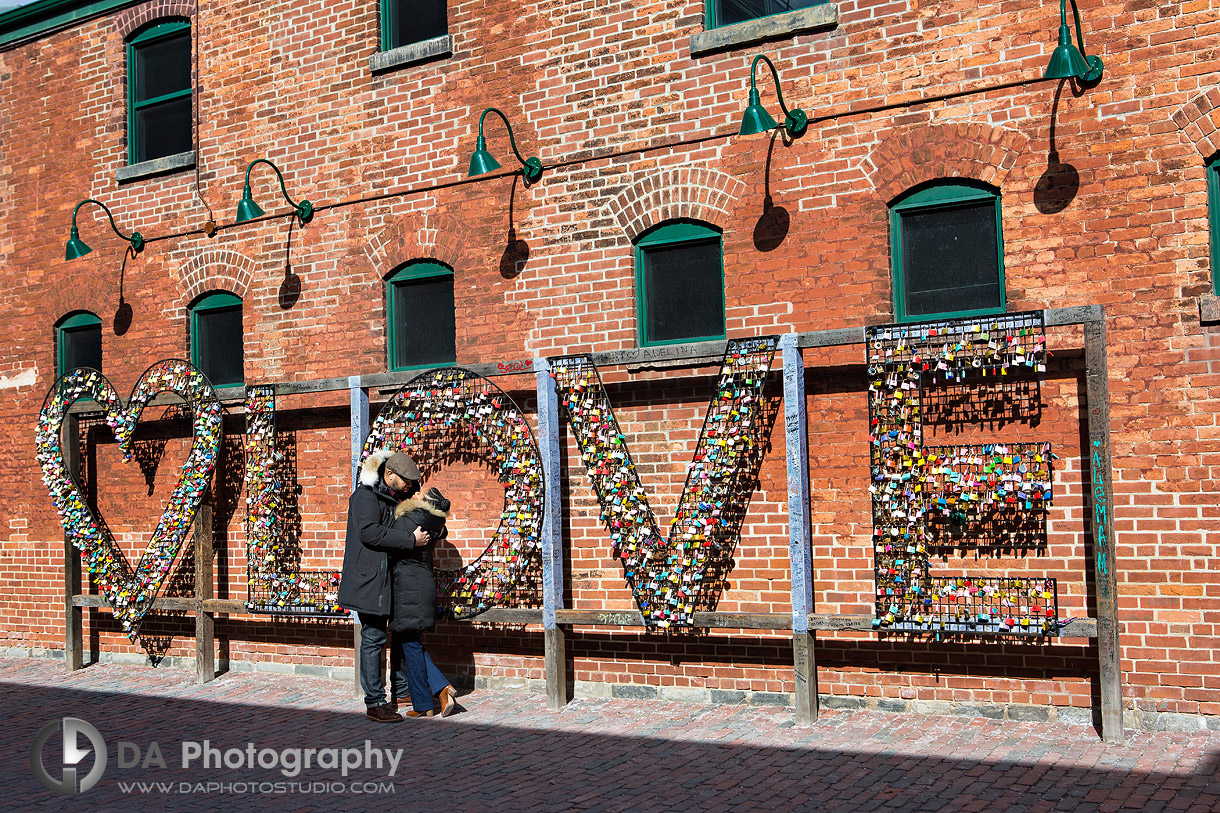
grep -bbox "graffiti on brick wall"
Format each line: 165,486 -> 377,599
35,360 -> 222,639
363,368 -> 545,619
867,313 -> 1059,635
550,337 -> 778,628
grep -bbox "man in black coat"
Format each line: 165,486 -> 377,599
338,449 -> 428,722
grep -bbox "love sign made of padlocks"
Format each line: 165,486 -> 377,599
50,325 -> 1059,636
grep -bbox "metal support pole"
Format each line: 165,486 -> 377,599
63,413 -> 83,672
1084,313 -> 1122,743
350,376 -> 369,489
536,359 -> 569,709
350,376 -> 370,696
194,503 -> 216,683
781,334 -> 817,724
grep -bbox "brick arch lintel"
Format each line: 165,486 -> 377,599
1173,89 -> 1220,160
864,121 -> 1032,203
114,1 -> 195,39
607,165 -> 746,242
44,268 -> 121,329
362,210 -> 470,279
177,247 -> 256,307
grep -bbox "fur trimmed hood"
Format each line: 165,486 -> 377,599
394,496 -> 451,520
358,449 -> 393,487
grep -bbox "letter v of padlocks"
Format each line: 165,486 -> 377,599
550,337 -> 777,628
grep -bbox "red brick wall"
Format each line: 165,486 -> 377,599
2,0 -> 1219,722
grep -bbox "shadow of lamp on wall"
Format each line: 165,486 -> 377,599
753,132 -> 791,252
1034,82 -> 1081,215
500,175 -> 530,279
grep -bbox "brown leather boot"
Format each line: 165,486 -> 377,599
366,703 -> 404,723
404,709 -> 435,718
438,685 -> 457,718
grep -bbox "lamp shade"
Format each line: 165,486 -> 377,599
1044,24 -> 1090,79
235,187 -> 266,223
468,135 -> 502,177
64,227 -> 92,261
739,88 -> 779,136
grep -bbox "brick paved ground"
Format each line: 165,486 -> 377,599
1,656 -> 1218,811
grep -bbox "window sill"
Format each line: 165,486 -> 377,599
1199,293 -> 1220,324
369,35 -> 452,74
690,5 -> 838,57
116,150 -> 195,184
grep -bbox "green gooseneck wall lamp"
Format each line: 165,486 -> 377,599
65,199 -> 144,260
1045,0 -> 1104,83
739,54 -> 808,139
468,108 -> 544,184
235,158 -> 314,224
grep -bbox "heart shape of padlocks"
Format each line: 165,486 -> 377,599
35,360 -> 222,639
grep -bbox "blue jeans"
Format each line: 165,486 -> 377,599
396,630 -> 450,713
357,613 -> 407,709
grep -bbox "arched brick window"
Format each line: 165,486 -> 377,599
634,220 -> 726,347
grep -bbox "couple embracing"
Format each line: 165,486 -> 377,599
338,450 -> 459,722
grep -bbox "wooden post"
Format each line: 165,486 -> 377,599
544,627 -> 566,709
792,631 -> 816,722
194,503 -> 215,683
537,359 -> 569,709
63,413 -> 84,672
781,335 -> 817,724
1084,312 -> 1123,743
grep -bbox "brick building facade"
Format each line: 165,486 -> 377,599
1,0 -> 1218,732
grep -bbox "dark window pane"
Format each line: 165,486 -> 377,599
900,201 -> 1001,317
642,240 -> 724,344
392,277 -> 456,367
197,306 -> 243,386
133,31 -> 190,103
134,95 -> 192,162
715,0 -> 822,26
388,0 -> 446,48
61,325 -> 102,373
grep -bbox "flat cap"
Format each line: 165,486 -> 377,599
385,452 -> 420,481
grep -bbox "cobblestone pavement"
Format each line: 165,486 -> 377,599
1,656 -> 1218,811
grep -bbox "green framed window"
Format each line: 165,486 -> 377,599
386,262 -> 456,370
635,221 -> 726,347
127,19 -> 192,165
1207,155 -> 1220,293
890,181 -> 1006,322
381,0 -> 446,51
190,292 -> 243,387
55,312 -> 102,376
707,0 -> 825,29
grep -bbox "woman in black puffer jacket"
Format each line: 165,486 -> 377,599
389,486 -> 458,718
